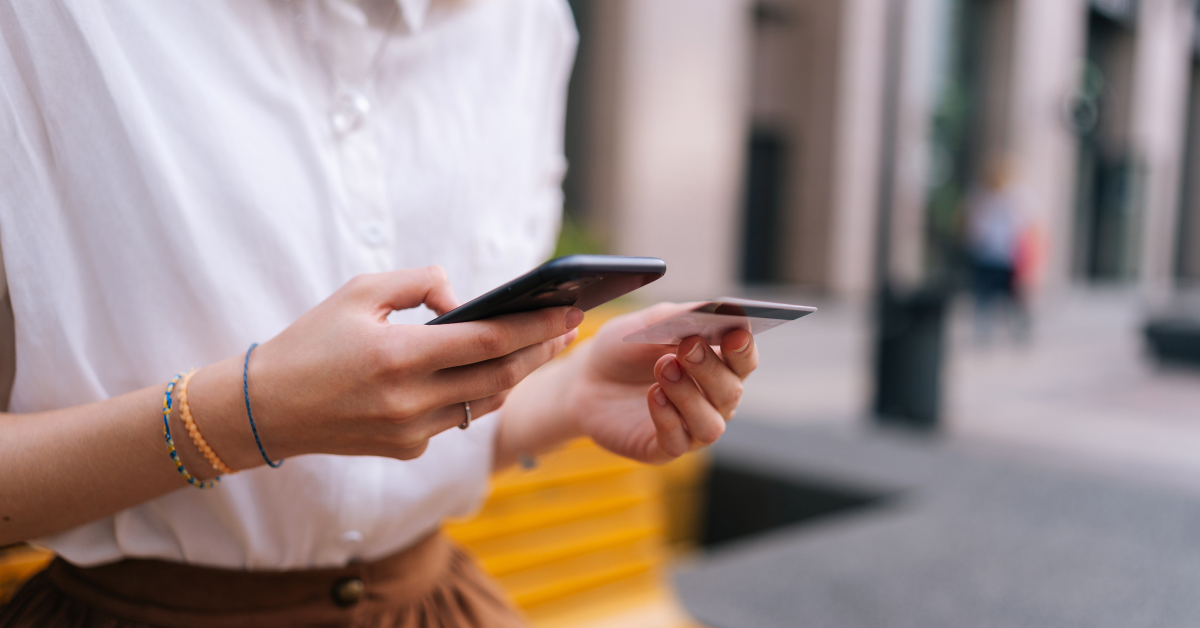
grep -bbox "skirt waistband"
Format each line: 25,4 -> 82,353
1,532 -> 528,628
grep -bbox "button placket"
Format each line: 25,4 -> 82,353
324,1 -> 394,270
313,7 -> 395,559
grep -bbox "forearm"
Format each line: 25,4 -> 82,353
492,347 -> 586,471
0,269 -> 582,545
0,355 -> 268,546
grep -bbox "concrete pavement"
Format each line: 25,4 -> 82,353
727,287 -> 1200,490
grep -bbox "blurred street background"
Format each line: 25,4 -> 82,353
561,0 -> 1200,304
553,0 -> 1200,625
558,0 -> 1200,475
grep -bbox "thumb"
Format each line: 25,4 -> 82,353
356,265 -> 461,318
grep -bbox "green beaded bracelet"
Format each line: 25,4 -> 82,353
162,372 -> 219,490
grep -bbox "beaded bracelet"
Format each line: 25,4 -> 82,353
243,343 -> 283,468
178,369 -> 237,476
162,373 -> 219,489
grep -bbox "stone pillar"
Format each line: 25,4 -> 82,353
578,0 -> 752,301
1130,0 -> 1195,297
826,0 -> 889,297
743,0 -> 886,298
884,0 -> 940,291
773,0 -> 843,290
1008,0 -> 1089,291
1180,63 -> 1200,282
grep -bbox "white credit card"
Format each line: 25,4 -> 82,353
622,297 -> 816,345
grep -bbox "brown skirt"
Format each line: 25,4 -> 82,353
0,533 -> 528,628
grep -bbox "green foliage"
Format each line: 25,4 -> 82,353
553,211 -> 605,258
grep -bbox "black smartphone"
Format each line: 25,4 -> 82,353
426,255 -> 666,325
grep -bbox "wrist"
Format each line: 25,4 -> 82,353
185,353 -> 285,472
493,345 -> 587,470
555,342 -> 591,440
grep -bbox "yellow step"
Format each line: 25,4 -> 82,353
483,465 -> 658,517
490,443 -> 644,500
468,502 -> 663,576
484,523 -> 660,577
499,537 -> 662,608
524,570 -> 705,628
451,466 -> 658,539
0,546 -> 53,604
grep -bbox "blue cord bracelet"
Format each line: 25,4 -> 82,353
244,343 -> 283,468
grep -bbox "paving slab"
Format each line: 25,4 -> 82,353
675,422 -> 1200,628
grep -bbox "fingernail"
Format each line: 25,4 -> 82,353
565,307 -> 583,330
685,341 -> 705,364
662,358 -> 682,383
733,336 -> 751,353
653,387 -> 669,407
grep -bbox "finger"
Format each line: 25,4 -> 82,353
415,391 -> 509,438
373,392 -> 507,461
434,336 -> 564,403
647,383 -> 689,458
675,336 -> 744,418
417,266 -> 462,317
655,354 -> 726,447
416,306 -> 583,369
718,329 -> 758,380
347,265 -> 461,318
552,328 -> 580,358
392,440 -> 430,461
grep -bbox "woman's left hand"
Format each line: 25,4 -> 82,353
497,303 -> 758,468
564,304 -> 757,463
537,304 -> 757,465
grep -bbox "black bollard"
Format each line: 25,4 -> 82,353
872,287 -> 949,430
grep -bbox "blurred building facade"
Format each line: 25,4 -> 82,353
562,0 -> 1200,301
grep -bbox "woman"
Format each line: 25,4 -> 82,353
0,1 -> 755,626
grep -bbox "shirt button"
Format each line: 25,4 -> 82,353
331,577 -> 365,607
362,222 -> 387,247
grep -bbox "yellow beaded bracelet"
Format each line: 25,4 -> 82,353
178,369 -> 237,476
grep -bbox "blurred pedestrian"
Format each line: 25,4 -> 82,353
966,156 -> 1035,344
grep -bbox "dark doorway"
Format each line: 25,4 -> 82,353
740,128 -> 788,284
1073,10 -> 1140,281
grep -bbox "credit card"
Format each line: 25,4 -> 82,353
622,297 -> 816,345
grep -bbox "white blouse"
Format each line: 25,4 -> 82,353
0,0 -> 576,569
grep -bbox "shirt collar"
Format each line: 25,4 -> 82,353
396,0 -> 430,31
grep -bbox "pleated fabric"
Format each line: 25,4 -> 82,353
0,533 -> 527,628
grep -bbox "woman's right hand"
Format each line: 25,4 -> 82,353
191,266 -> 581,467
0,265 -> 579,545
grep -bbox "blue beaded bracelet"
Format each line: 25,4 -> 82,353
244,343 -> 283,468
162,373 -> 219,489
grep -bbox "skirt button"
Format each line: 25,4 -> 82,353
331,577 -> 365,607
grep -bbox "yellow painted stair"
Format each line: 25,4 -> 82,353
441,305 -> 707,628
0,545 -> 53,604
444,435 -> 706,628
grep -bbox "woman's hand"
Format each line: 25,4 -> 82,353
498,303 -> 758,467
191,266 -> 581,469
0,265 -> 580,545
